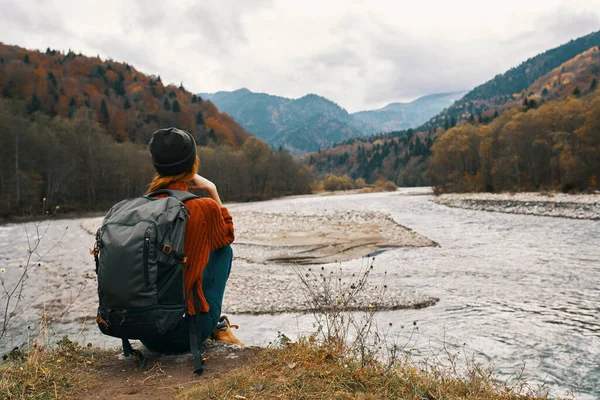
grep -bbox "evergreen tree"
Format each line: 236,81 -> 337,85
192,95 -> 198,103
541,87 -> 549,96
27,94 -> 42,114
196,111 -> 204,125
47,71 -> 57,86
179,82 -> 185,91
172,100 -> 181,112
450,116 -> 457,128
163,98 -> 171,111
591,78 -> 598,91
208,128 -> 217,142
23,54 -> 29,64
124,97 -> 131,110
573,87 -> 581,97
100,99 -> 110,124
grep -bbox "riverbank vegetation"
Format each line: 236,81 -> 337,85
307,39 -> 600,194
0,98 -> 313,219
317,173 -> 397,193
0,43 -> 313,218
431,90 -> 600,193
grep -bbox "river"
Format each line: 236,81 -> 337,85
1,190 -> 598,398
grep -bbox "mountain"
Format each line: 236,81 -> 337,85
0,42 -> 250,147
418,29 -> 600,131
307,31 -> 600,188
0,43 -> 313,216
199,89 -> 363,154
199,88 -> 464,154
352,91 -> 467,134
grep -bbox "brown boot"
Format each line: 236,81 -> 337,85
210,315 -> 245,347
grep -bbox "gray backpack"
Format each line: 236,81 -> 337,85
93,189 -> 204,373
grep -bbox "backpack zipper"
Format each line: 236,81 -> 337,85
143,237 -> 150,287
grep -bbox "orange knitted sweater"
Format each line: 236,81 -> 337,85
156,182 -> 234,315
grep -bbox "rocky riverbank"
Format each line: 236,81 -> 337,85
82,208 -> 439,315
433,192 -> 600,220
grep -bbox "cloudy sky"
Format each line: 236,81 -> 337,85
1,0 -> 599,112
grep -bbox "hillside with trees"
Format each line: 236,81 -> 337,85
0,44 -> 313,217
199,89 -> 465,154
430,91 -> 600,193
419,29 -> 600,131
308,36 -> 600,192
352,91 -> 466,134
0,43 -> 251,147
199,89 -> 364,154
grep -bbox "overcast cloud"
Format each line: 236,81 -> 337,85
0,0 -> 599,112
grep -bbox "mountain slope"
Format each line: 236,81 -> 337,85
419,29 -> 600,130
0,42 -> 250,147
308,34 -> 600,187
352,91 -> 467,133
199,89 -> 361,154
200,88 -> 467,154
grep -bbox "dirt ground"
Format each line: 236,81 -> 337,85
77,346 -> 259,400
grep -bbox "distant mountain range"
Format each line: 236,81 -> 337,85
199,89 -> 465,154
353,91 -> 466,133
308,29 -> 600,185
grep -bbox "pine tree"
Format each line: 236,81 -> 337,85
591,78 -> 598,92
124,97 -> 131,110
163,98 -> 171,111
27,94 -> 42,114
208,128 -> 217,142
573,87 -> 581,97
47,71 -> 57,86
191,95 -> 198,103
196,111 -> 204,125
100,99 -> 110,124
172,100 -> 181,112
541,87 -> 548,96
23,54 -> 29,64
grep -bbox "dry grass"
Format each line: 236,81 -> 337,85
177,336 -> 552,400
359,179 -> 398,193
0,336 -> 112,400
178,257 -> 558,400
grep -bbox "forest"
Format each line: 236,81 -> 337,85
431,91 -> 600,193
0,44 -> 313,217
309,43 -> 600,192
0,98 -> 313,217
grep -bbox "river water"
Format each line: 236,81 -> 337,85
1,190 -> 598,398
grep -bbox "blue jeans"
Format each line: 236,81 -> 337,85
141,245 -> 233,353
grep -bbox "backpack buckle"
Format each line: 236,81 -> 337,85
162,245 -> 173,255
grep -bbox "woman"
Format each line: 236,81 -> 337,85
141,127 -> 240,354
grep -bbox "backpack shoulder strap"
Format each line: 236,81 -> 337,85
146,189 -> 198,203
169,190 -> 199,203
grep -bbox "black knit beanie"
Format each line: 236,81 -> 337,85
149,127 -> 197,176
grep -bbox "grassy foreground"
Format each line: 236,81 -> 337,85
178,337 -> 550,400
0,336 -> 555,399
0,337 -> 112,399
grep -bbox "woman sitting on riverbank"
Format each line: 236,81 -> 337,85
142,127 -> 241,353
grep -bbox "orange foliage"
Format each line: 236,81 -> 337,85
0,42 -> 252,146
